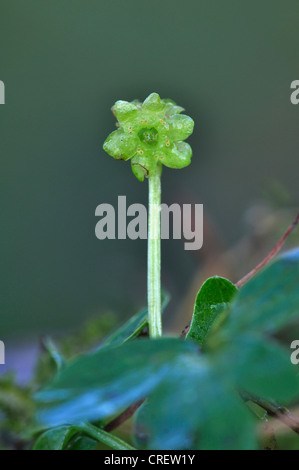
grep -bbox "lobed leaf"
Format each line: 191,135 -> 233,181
35,338 -> 198,427
134,355 -> 257,450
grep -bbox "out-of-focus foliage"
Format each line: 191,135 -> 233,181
0,311 -> 122,449
0,374 -> 34,449
2,250 -> 299,450
32,249 -> 299,450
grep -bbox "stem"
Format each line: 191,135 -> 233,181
104,399 -> 144,432
236,211 -> 299,288
148,164 -> 162,338
80,423 -> 136,450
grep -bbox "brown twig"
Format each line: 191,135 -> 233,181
236,211 -> 299,288
242,391 -> 299,436
104,399 -> 144,432
262,423 -> 279,450
260,402 -> 299,436
181,323 -> 191,338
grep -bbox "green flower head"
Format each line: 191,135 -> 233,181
103,92 -> 194,181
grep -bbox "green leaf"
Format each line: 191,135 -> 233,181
33,423 -> 134,451
33,425 -> 79,450
35,338 -> 197,427
207,249 -> 299,402
65,435 -> 97,451
134,355 -> 257,450
228,335 -> 299,402
186,276 -> 237,346
221,248 -> 299,337
103,291 -> 170,347
79,422 -> 135,450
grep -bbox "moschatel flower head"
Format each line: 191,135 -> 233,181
103,92 -> 194,181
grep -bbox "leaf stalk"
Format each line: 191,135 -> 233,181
148,164 -> 162,338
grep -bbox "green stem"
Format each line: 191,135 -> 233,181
80,423 -> 136,450
148,164 -> 162,338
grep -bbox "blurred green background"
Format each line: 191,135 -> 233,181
1,0 -> 299,339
